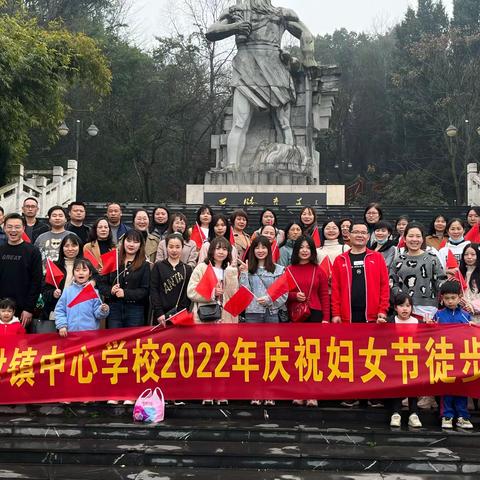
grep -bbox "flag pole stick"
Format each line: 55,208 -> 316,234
115,248 -> 120,285
286,268 -> 301,291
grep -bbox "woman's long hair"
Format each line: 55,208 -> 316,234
460,243 -> 480,292
205,236 -> 232,269
291,235 -> 318,266
208,214 -> 232,242
118,229 -> 146,272
247,235 -> 275,274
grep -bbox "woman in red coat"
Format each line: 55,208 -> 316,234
287,235 -> 330,407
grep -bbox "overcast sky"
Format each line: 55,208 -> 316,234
126,0 -> 454,48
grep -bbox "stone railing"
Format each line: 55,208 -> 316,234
0,160 -> 77,217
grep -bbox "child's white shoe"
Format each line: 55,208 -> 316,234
456,417 -> 473,429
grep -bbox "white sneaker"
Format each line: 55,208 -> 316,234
390,413 -> 401,427
442,417 -> 453,429
202,399 -> 214,405
401,397 -> 409,407
456,417 -> 474,429
408,413 -> 422,428
107,400 -> 119,405
123,400 -> 134,405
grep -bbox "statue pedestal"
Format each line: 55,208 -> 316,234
186,184 -> 345,206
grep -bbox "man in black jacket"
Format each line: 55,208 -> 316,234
22,197 -> 48,242
0,213 -> 43,327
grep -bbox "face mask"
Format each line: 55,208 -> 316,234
376,238 -> 388,246
449,236 -> 464,245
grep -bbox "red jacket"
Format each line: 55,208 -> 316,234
331,249 -> 389,323
287,263 -> 330,321
0,319 -> 25,335
466,226 -> 480,243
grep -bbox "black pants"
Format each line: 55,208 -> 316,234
391,397 -> 418,414
305,309 -> 323,323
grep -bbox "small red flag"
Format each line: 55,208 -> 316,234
319,256 -> 332,279
195,263 -> 218,300
83,249 -> 100,269
22,232 -> 31,243
446,249 -> 459,269
312,227 -> 321,248
453,270 -> 468,292
267,269 -> 298,302
45,259 -> 64,288
438,238 -> 447,249
224,285 -> 255,317
67,283 -> 99,308
101,249 -> 118,275
229,228 -> 235,247
271,239 -> 280,263
167,309 -> 195,326
190,223 -> 205,249
397,237 -> 405,249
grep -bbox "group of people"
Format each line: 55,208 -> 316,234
1,199 -> 480,429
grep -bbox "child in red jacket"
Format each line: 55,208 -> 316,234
0,298 -> 26,335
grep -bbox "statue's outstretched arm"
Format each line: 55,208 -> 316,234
206,10 -> 251,42
285,16 -> 318,69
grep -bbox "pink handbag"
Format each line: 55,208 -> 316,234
133,387 -> 165,423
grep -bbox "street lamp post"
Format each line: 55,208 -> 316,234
445,121 -> 480,205
58,119 -> 99,161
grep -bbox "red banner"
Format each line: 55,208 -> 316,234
1,324 -> 480,404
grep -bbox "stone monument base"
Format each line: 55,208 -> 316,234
186,184 -> 345,207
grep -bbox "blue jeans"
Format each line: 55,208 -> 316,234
108,303 -> 145,329
441,395 -> 469,419
244,312 -> 279,323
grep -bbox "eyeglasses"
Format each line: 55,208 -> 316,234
351,231 -> 368,235
5,225 -> 23,231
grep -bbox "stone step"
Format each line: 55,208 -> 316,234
1,414 -> 479,449
0,465 -> 477,480
0,437 -> 478,474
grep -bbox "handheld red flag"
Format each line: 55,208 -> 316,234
438,238 -> 447,249
465,226 -> 480,243
45,259 -> 64,288
100,249 -> 118,275
195,263 -> 218,300
229,228 -> 236,247
190,223 -> 205,249
224,285 -> 255,317
397,237 -> 406,249
67,283 -> 99,308
267,269 -> 298,302
319,256 -> 332,279
446,249 -> 459,269
167,309 -> 195,326
312,226 -> 321,248
21,232 -> 31,243
83,249 -> 100,269
453,270 -> 468,292
271,239 -> 280,263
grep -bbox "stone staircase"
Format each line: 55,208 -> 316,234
0,402 -> 479,479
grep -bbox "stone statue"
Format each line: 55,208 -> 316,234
206,0 -> 317,170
